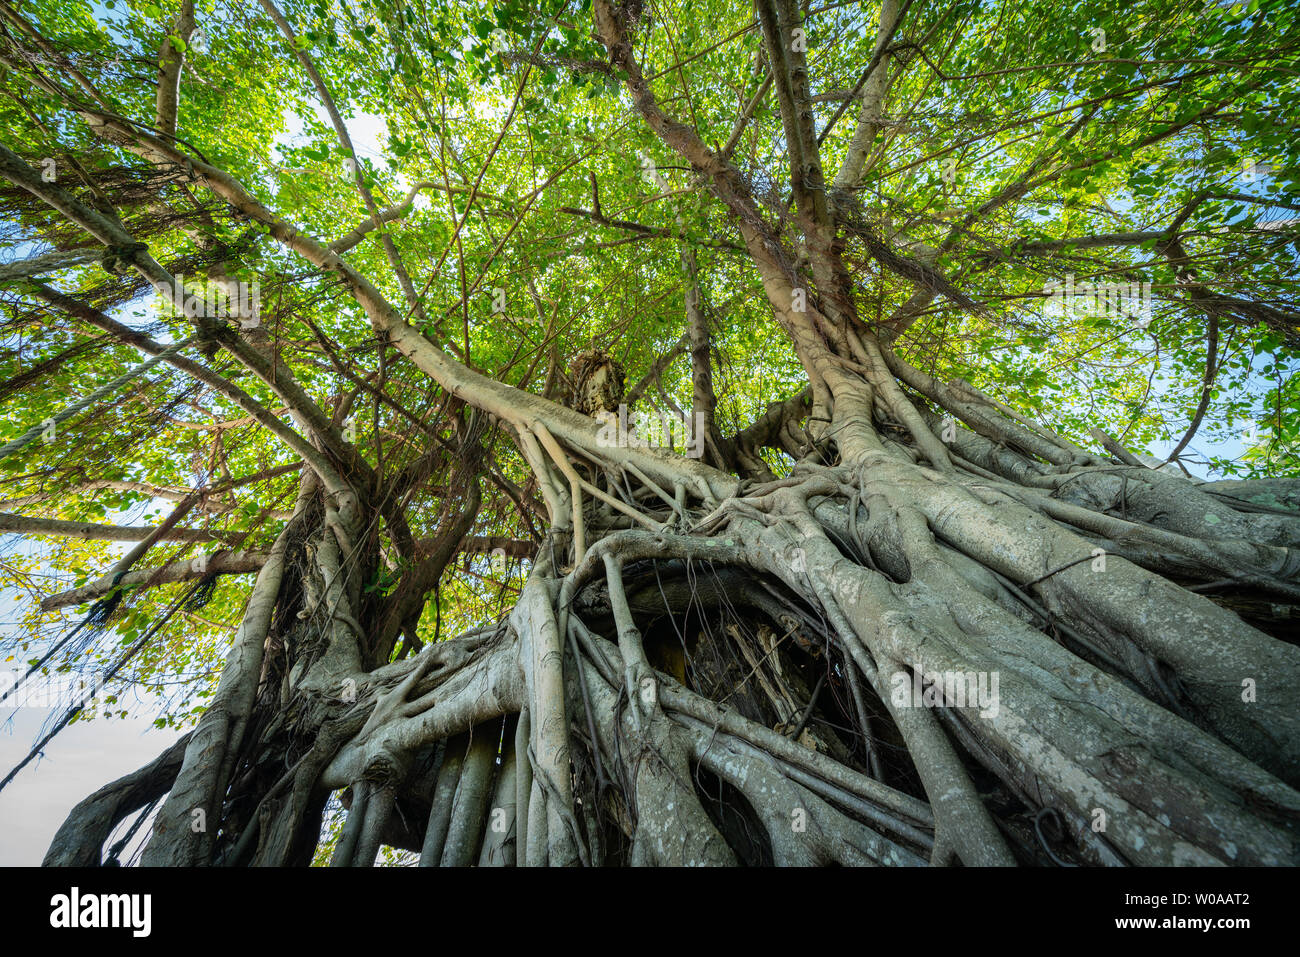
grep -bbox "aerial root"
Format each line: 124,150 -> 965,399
419,731 -> 466,866
440,721 -> 501,866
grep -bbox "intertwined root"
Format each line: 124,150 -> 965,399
290,466 -> 1300,866
51,442 -> 1300,868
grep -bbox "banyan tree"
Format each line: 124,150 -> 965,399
1,0 -> 1297,867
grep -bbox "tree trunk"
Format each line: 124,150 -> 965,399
45,350 -> 1300,866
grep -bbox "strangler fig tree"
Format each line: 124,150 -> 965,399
1,0 -> 1297,867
